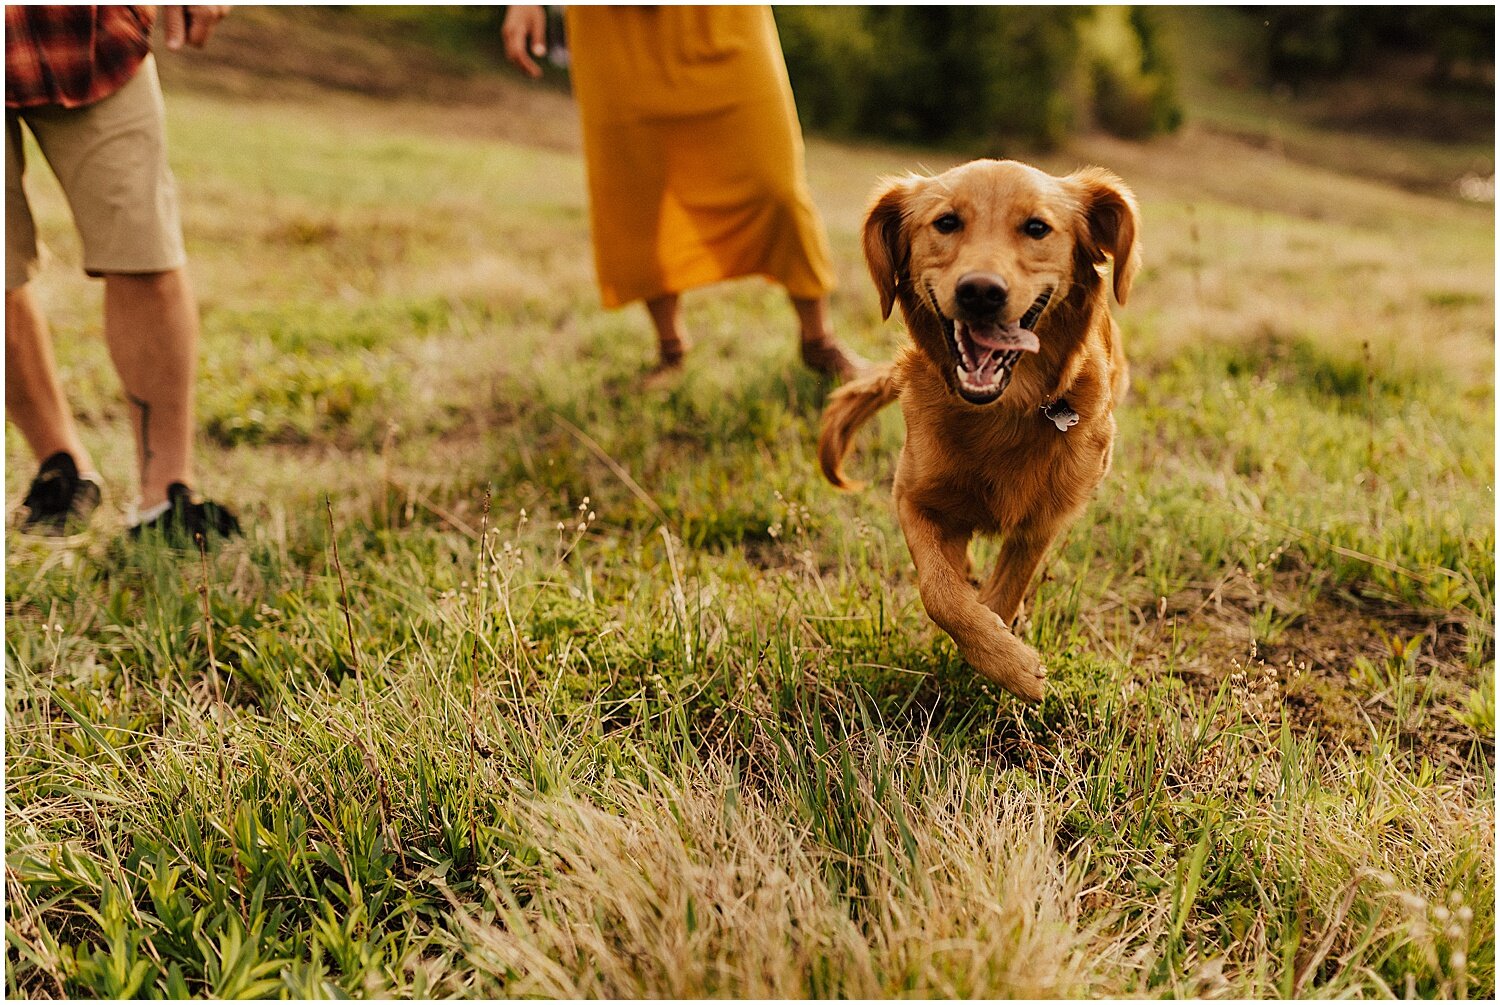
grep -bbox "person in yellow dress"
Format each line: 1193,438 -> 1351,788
503,5 -> 863,382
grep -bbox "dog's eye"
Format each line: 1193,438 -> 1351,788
933,213 -> 962,234
1023,218 -> 1051,239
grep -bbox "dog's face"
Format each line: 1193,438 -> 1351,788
864,159 -> 1139,405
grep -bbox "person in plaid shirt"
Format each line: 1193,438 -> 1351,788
6,5 -> 239,544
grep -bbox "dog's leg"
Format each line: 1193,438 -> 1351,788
977,519 -> 1064,628
896,496 -> 1045,702
941,533 -> 973,584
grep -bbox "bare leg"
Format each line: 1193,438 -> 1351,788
644,293 -> 688,375
897,493 -> 1046,702
977,520 -> 1066,627
5,284 -> 96,474
102,269 -> 198,510
790,295 -> 865,381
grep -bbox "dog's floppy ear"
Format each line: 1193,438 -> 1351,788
1070,167 -> 1140,306
862,178 -> 915,320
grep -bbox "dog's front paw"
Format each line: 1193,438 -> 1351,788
962,619 -> 1047,703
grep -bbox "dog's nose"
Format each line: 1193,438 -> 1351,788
955,273 -> 1008,317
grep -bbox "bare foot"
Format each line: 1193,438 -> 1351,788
644,343 -> 686,390
800,338 -> 868,382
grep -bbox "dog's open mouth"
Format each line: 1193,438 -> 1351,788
940,290 -> 1052,404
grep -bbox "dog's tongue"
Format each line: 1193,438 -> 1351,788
960,320 -> 1040,354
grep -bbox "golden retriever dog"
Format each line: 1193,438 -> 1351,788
819,159 -> 1139,702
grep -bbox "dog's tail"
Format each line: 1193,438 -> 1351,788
819,363 -> 899,490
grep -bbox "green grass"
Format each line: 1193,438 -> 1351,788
5,22 -> 1495,1000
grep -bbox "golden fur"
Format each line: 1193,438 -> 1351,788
819,159 -> 1140,701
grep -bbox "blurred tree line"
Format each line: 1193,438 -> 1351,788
383,5 -> 1185,147
358,7 -> 1492,146
1252,6 -> 1494,89
773,6 -> 1182,148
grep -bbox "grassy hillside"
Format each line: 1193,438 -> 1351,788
1165,7 -> 1493,199
5,8 -> 1494,998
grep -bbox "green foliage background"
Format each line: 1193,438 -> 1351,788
774,5 -> 1182,147
1252,5 -> 1495,86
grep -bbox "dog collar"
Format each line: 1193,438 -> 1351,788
1041,398 -> 1079,432
1025,290 -> 1074,430
1022,289 -> 1075,431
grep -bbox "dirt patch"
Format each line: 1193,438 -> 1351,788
1118,570 -> 1491,770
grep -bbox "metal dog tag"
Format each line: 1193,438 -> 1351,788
1042,399 -> 1079,432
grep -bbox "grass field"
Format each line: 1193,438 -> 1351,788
5,9 -> 1495,998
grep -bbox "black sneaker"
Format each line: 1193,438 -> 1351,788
17,451 -> 102,539
128,482 -> 241,547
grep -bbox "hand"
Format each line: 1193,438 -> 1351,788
161,6 -> 231,51
502,5 -> 548,79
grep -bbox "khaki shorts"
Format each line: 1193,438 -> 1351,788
6,55 -> 185,291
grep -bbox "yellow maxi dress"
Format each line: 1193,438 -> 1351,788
565,5 -> 835,308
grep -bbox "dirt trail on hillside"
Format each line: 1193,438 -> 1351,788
155,6 -> 583,153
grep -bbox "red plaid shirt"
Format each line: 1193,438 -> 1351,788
5,5 -> 155,109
